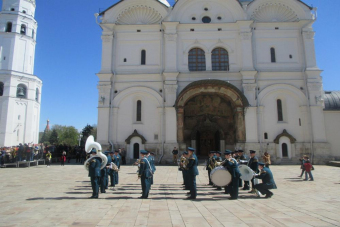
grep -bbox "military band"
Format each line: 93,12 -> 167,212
85,143 -> 275,200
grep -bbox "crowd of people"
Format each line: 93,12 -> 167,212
0,143 -> 44,166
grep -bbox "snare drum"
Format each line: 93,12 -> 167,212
210,166 -> 232,187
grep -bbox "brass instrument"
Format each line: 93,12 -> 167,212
84,135 -> 108,171
178,155 -> 188,170
111,162 -> 119,172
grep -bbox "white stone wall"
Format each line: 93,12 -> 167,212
96,0 -> 335,163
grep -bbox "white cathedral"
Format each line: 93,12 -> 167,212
95,0 -> 340,164
0,0 -> 41,146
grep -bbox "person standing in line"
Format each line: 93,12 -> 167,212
108,151 -> 116,188
138,150 -> 153,199
149,152 -> 156,186
46,151 -> 52,167
113,150 -> 121,185
244,150 -> 259,193
185,147 -> 198,200
172,147 -> 179,164
88,149 -> 102,199
223,150 -> 241,200
206,151 -> 215,186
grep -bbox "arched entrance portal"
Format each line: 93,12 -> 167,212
175,80 -> 249,157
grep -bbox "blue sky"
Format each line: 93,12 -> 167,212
2,0 -> 339,132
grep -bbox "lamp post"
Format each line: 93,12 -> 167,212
78,134 -> 83,146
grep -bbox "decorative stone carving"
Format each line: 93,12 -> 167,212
165,85 -> 177,94
303,31 -> 315,39
307,83 -> 322,91
116,5 -> 163,25
243,84 -> 257,91
165,33 -> 177,42
251,3 -> 299,22
101,35 -> 113,43
274,129 -> 296,144
239,32 -> 252,40
125,129 -> 147,144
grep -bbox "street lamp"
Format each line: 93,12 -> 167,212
78,133 -> 83,146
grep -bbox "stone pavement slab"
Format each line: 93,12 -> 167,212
0,164 -> 339,227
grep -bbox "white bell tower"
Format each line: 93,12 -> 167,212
0,0 -> 42,147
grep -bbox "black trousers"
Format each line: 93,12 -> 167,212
90,176 -> 100,197
208,169 -> 212,185
254,183 -> 273,196
227,177 -> 239,199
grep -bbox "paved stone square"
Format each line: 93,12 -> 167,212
0,164 -> 339,227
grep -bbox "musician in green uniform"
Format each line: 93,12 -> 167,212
215,151 -> 223,190
254,162 -> 277,198
244,150 -> 259,192
181,151 -> 189,190
206,151 -> 215,185
185,147 -> 198,200
222,150 -> 241,200
138,150 -> 153,199
88,149 -> 102,199
237,150 -> 247,188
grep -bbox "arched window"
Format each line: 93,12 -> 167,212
282,143 -> 288,157
6,22 -> 12,32
136,100 -> 141,121
16,84 -> 27,98
0,82 -> 4,96
141,50 -> 146,65
20,24 -> 26,35
270,47 -> 276,63
188,48 -> 206,71
32,29 -> 35,39
211,48 -> 229,71
35,88 -> 39,102
277,99 -> 283,121
133,143 -> 140,159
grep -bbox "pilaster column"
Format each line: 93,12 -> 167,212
237,20 -> 255,71
163,22 -> 179,73
177,108 -> 184,143
206,53 -> 212,71
242,83 -> 257,106
100,32 -> 114,73
112,107 -> 119,143
299,105 -> 310,142
257,106 -> 264,144
235,107 -> 246,142
302,31 -> 318,70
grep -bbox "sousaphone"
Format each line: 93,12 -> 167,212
84,135 -> 108,171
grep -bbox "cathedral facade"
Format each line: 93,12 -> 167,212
96,0 -> 340,164
0,0 -> 41,146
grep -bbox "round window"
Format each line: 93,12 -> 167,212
202,16 -> 211,23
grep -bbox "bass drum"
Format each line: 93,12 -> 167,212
210,166 -> 232,187
238,165 -> 255,181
